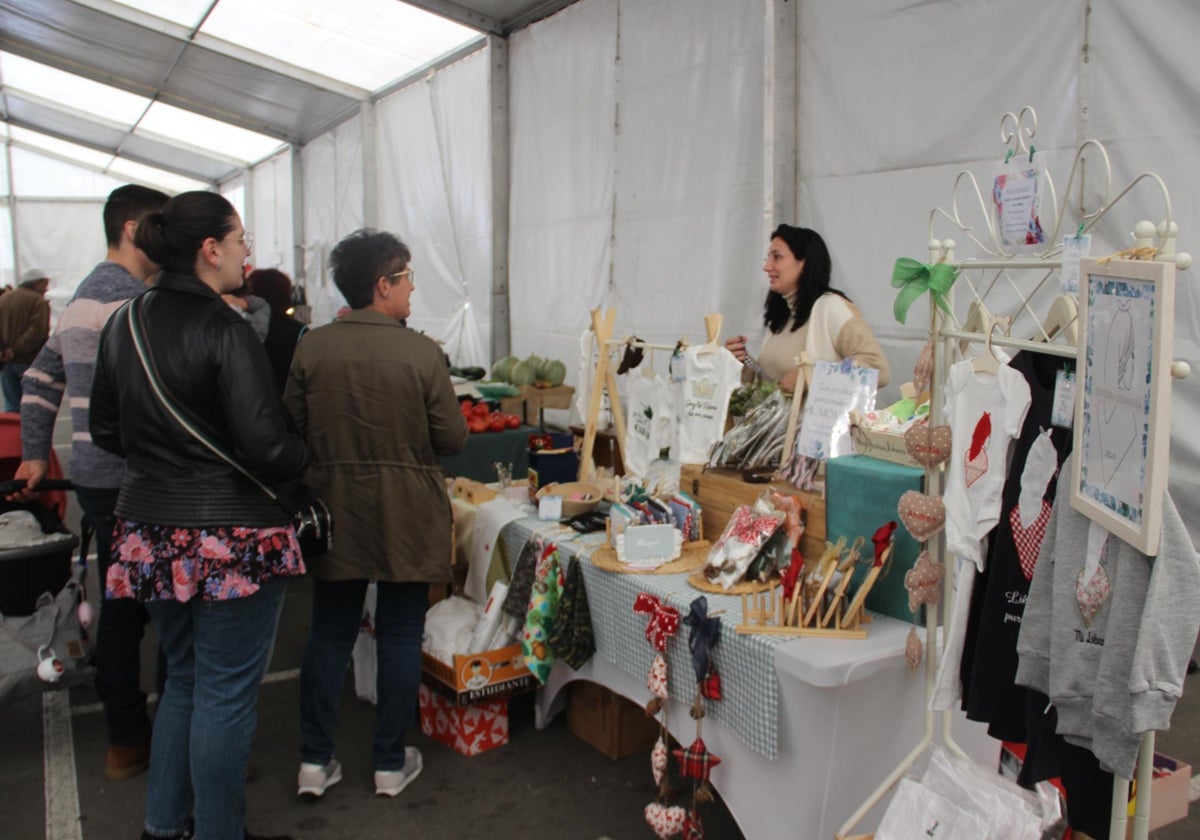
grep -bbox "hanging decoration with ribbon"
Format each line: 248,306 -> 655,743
890,257 -> 958,324
633,592 -> 681,653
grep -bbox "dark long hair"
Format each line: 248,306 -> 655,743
762,224 -> 849,333
134,191 -> 236,274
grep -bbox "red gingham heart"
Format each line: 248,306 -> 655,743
1010,500 -> 1052,582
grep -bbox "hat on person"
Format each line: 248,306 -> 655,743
19,268 -> 49,285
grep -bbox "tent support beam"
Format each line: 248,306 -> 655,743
361,101 -> 379,229
764,0 -> 798,232
290,143 -> 305,285
397,0 -> 503,35
488,34 -> 511,362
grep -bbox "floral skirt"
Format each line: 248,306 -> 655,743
106,519 -> 305,603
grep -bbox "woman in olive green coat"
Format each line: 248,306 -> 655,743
284,229 -> 467,801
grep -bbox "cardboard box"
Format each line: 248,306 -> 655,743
680,465 -> 826,563
501,385 -> 575,426
418,683 -> 509,756
567,681 -> 660,760
421,642 -> 536,706
451,476 -> 497,505
1129,753 -> 1191,832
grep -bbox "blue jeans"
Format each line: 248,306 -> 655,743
76,485 -> 155,747
1,361 -> 29,412
143,579 -> 286,840
300,578 -> 428,771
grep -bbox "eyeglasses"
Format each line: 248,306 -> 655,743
237,232 -> 253,250
385,268 -> 415,288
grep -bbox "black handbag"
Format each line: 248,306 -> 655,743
126,298 -> 331,557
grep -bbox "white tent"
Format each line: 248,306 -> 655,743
3,0 -> 1198,531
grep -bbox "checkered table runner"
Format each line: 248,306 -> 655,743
501,517 -> 788,759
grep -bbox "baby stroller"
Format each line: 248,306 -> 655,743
0,414 -> 89,704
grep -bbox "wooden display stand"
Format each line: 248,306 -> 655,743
680,464 -> 825,564
500,384 -> 575,426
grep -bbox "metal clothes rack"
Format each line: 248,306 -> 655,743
837,106 -> 1192,840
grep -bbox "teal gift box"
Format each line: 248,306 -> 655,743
825,454 -> 924,623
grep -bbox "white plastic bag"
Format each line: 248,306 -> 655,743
875,778 -> 988,840
351,582 -> 378,704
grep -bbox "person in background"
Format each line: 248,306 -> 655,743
245,267 -> 305,393
0,267 -> 52,411
91,191 -> 307,840
285,229 -> 467,800
13,184 -> 168,780
725,224 -> 890,398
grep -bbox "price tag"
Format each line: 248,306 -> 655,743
1051,369 -> 1075,428
1061,234 -> 1091,293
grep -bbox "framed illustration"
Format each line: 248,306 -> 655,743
1070,258 -> 1175,554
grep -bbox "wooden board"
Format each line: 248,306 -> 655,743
680,465 -> 826,562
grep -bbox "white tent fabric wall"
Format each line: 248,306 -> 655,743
509,0 -> 616,381
249,150 -> 295,276
376,49 -> 492,368
14,199 -> 108,322
610,0 -> 766,353
795,0 -> 1200,538
300,113 -> 365,323
510,0 -> 766,395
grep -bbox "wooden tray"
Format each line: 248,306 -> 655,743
687,568 -> 778,595
589,540 -> 710,575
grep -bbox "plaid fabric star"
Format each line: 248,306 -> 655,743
633,592 -> 680,652
673,737 -> 721,782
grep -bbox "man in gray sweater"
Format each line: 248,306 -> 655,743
14,184 -> 168,779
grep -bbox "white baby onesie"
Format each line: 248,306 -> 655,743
674,346 -> 743,464
624,372 -> 674,477
943,359 -> 1031,570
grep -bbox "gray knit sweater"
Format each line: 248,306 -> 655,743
1015,456 -> 1200,779
21,261 -> 146,488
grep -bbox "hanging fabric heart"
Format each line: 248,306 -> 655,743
903,424 -> 953,468
651,736 -> 668,786
645,803 -> 688,839
647,652 -> 669,700
1010,501 -> 1053,582
897,491 -> 946,541
905,626 -> 923,672
700,665 -> 722,701
904,550 -> 944,612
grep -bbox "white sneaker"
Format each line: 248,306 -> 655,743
297,759 -> 342,798
374,747 -> 423,797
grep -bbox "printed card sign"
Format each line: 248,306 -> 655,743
798,359 -> 878,460
993,153 -> 1045,251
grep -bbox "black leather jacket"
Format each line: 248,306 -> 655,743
90,271 -> 308,527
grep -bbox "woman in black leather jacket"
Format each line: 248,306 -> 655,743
91,191 -> 306,840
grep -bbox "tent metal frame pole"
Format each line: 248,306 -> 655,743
764,0 -> 797,230
361,100 -> 378,229
290,143 -> 305,285
6,140 -> 20,280
489,34 -> 511,361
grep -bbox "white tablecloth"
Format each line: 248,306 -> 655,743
536,619 -> 999,840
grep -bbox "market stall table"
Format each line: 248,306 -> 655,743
439,424 -> 534,483
498,517 -> 997,840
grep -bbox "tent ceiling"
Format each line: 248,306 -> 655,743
0,0 -> 577,187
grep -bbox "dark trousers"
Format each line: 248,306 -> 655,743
77,485 -> 154,747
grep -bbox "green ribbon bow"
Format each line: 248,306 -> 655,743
890,258 -> 957,324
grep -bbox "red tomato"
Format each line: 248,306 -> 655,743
468,418 -> 488,434
472,403 -> 491,417
506,414 -> 521,429
460,399 -> 474,410
489,416 -> 506,432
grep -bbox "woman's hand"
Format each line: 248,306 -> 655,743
724,335 -> 748,362
778,368 -> 799,395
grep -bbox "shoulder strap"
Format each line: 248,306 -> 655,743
125,297 -> 281,504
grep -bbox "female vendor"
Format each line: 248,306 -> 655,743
725,224 -> 890,395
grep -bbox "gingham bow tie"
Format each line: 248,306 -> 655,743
633,592 -> 679,652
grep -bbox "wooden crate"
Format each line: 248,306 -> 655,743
500,385 -> 575,425
680,465 -> 826,562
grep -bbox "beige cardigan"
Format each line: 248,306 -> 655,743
753,293 -> 890,392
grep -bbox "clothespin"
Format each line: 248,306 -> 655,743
1028,144 -> 1036,163
1004,148 -> 1014,163
1075,222 -> 1086,240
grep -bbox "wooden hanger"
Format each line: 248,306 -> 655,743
696,312 -> 723,355
972,316 -> 1010,376
1038,294 -> 1079,346
959,300 -> 992,357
